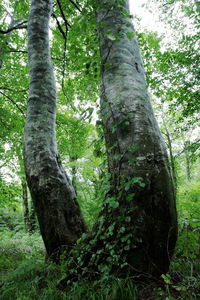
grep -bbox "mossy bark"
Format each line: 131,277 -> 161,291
24,0 -> 86,261
95,0 -> 178,276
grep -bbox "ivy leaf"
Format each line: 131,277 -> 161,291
126,194 -> 134,202
126,32 -> 134,40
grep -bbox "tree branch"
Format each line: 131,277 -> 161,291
161,0 -> 175,7
4,49 -> 28,54
68,0 -> 82,12
4,48 -> 63,61
0,86 -> 28,93
56,0 -> 71,28
175,139 -> 200,157
0,21 -> 27,34
0,91 -> 25,116
54,1 -> 70,96
52,13 -> 66,40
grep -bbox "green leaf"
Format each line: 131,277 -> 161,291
126,194 -> 134,202
126,32 -> 134,40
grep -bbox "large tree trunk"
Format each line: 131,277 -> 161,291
24,0 -> 86,261
96,0 -> 177,276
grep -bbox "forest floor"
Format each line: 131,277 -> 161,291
0,226 -> 200,300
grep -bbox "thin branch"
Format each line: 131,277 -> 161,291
161,0 -> 175,7
4,9 -> 12,19
0,21 -> 27,34
0,86 -> 28,93
0,161 -> 8,168
4,49 -> 28,54
56,0 -> 71,28
0,25 -> 27,34
4,48 -> 63,61
54,0 -> 71,96
0,91 -> 25,116
68,0 -> 82,12
175,139 -> 200,157
52,56 -> 64,62
52,13 -> 66,40
61,34 -> 68,93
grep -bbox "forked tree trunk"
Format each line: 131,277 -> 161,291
96,0 -> 177,276
24,0 -> 85,260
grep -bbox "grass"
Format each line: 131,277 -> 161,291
0,227 -> 200,299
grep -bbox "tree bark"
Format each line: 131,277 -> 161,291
96,0 -> 177,276
24,0 -> 86,261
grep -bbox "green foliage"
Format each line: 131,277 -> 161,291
142,0 -> 200,120
175,178 -> 200,260
178,178 -> 200,206
0,0 -> 200,298
0,180 -> 21,209
0,230 -> 44,280
0,229 -> 138,300
0,209 -> 23,231
164,177 -> 200,299
1,226 -> 199,300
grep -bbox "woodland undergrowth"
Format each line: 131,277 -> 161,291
0,179 -> 200,300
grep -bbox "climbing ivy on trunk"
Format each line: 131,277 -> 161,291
95,0 -> 177,276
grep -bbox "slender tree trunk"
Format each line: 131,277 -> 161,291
29,198 -> 36,233
24,0 -> 86,261
96,0 -> 177,276
184,141 -> 192,181
69,156 -> 78,194
22,181 -> 30,232
161,106 -> 177,193
186,155 -> 191,181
